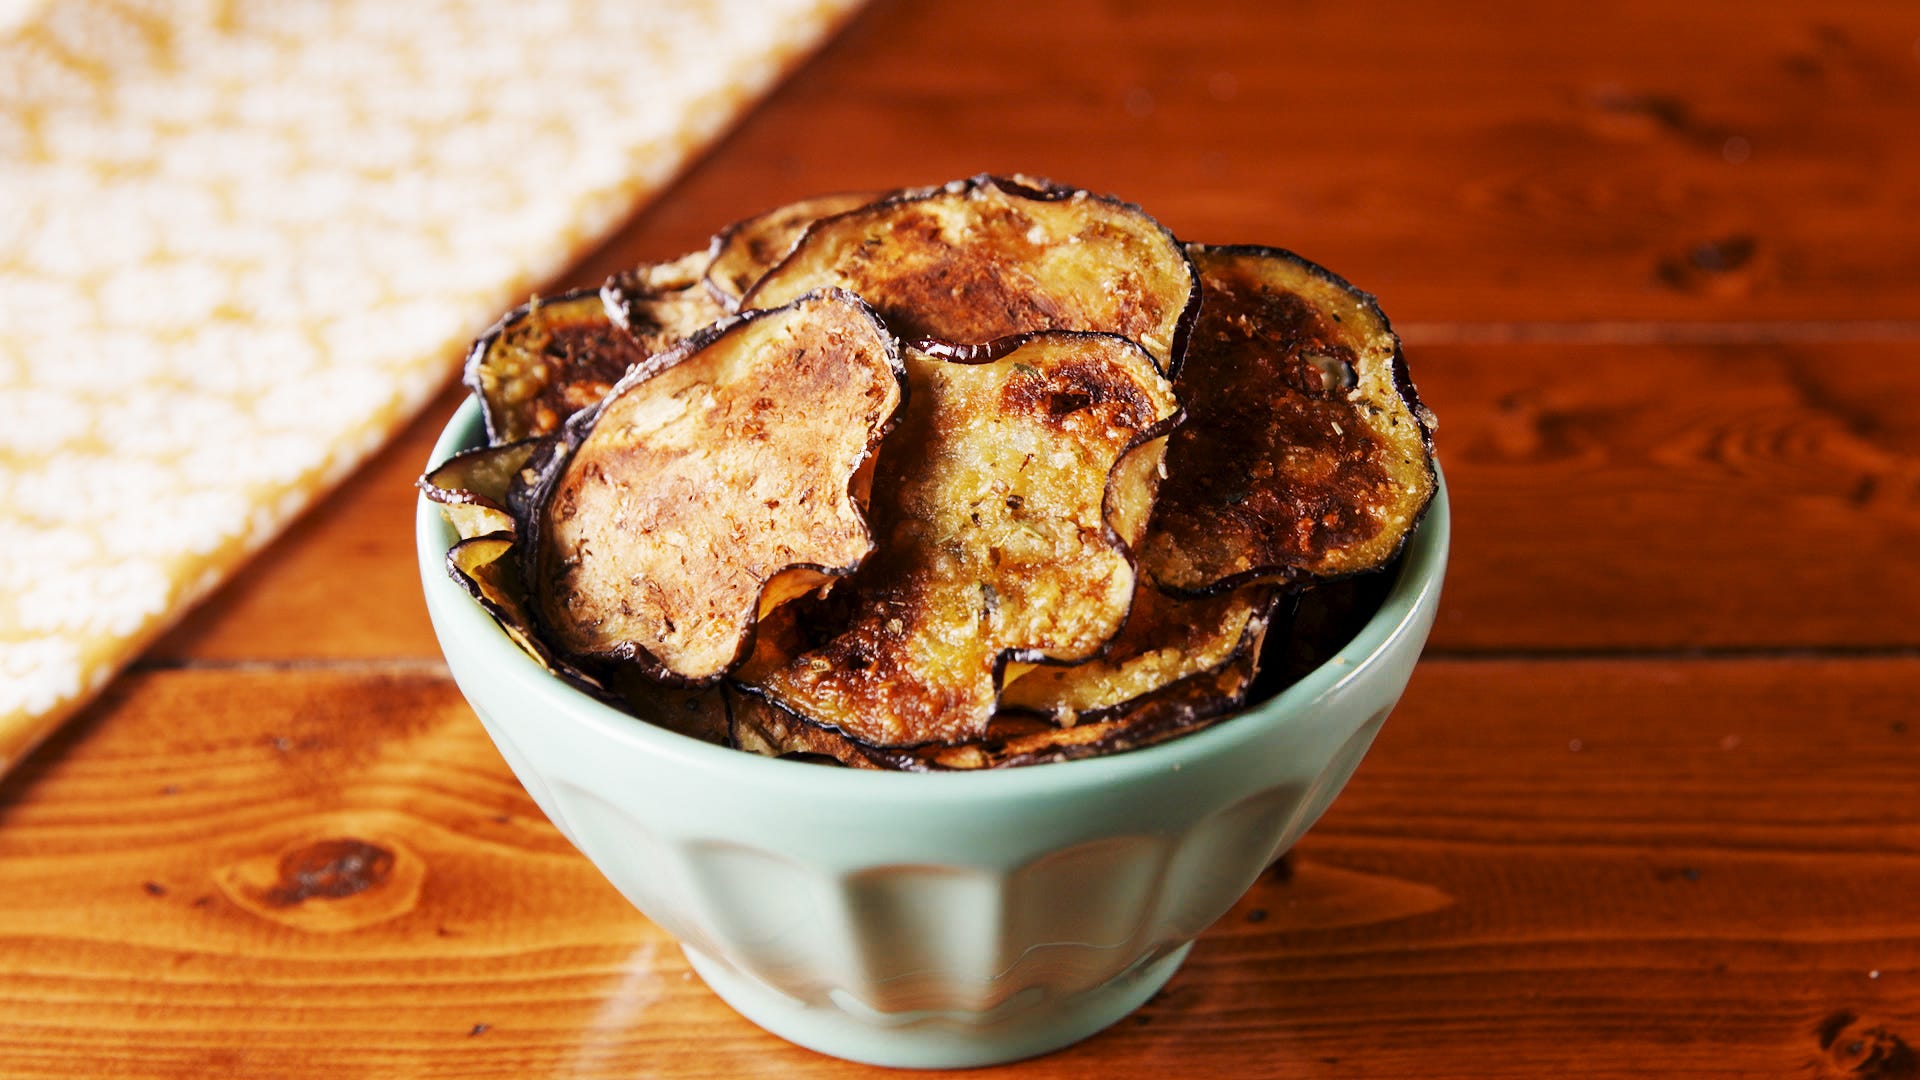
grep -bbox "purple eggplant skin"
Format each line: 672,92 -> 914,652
510,288 -> 908,689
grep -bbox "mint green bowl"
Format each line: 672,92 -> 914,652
417,397 -> 1448,1068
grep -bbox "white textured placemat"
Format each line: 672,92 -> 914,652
0,0 -> 863,773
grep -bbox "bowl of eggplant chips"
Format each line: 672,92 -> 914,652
417,176 -> 1445,1067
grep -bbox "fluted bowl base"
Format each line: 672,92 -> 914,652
683,941 -> 1192,1069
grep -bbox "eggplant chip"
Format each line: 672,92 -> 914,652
1142,245 -> 1437,594
733,640 -> 1264,772
705,192 -> 884,309
740,175 -> 1199,373
523,289 -> 906,684
729,688 -> 882,768
599,670 -> 732,747
465,290 -> 649,445
600,248 -> 727,346
906,608 -> 1270,771
446,532 -> 611,698
737,332 -> 1181,747
916,647 -> 1265,770
468,251 -> 723,446
999,585 -> 1276,725
417,441 -> 538,540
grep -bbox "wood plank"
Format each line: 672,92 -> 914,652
556,0 -> 1920,325
1423,340 -> 1920,651
148,339 -> 1920,662
0,659 -> 1914,1078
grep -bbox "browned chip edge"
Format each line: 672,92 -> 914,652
415,441 -> 537,521
741,174 -> 1202,376
704,191 -> 888,311
600,240 -> 722,327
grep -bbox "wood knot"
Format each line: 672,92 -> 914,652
1656,235 -> 1762,295
1582,85 -> 1729,151
216,830 -> 424,933
1816,1010 -> 1917,1078
266,839 -> 394,906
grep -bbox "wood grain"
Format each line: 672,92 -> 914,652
150,339 -> 1920,662
148,0 -> 1920,663
1,660 -> 1913,1079
557,0 -> 1920,326
20,0 -> 1920,1075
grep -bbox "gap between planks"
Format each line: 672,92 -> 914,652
1421,644 -> 1920,662
1395,320 -> 1920,346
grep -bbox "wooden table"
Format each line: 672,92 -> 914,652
6,1 -> 1918,1075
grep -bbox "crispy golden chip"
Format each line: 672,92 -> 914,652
732,640 -> 1266,772
417,441 -> 538,540
1142,245 -> 1437,594
600,248 -> 727,345
737,332 -> 1180,747
999,585 -> 1276,725
523,288 -> 906,684
915,647 -> 1264,770
705,192 -> 883,309
740,175 -> 1199,372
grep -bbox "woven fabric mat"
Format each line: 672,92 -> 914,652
0,0 -> 862,774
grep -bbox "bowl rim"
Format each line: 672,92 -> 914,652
418,396 -> 1449,805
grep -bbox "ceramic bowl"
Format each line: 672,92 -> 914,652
417,397 -> 1448,1068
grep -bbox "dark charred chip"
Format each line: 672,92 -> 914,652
740,175 -> 1198,372
1000,585 -> 1276,725
417,441 -> 538,540
1254,569 -> 1398,696
706,192 -> 884,309
468,251 -> 722,446
465,290 -> 647,445
523,289 -> 905,684
736,332 -> 1180,747
598,669 -> 732,746
1142,245 -> 1437,594
600,248 -> 727,347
